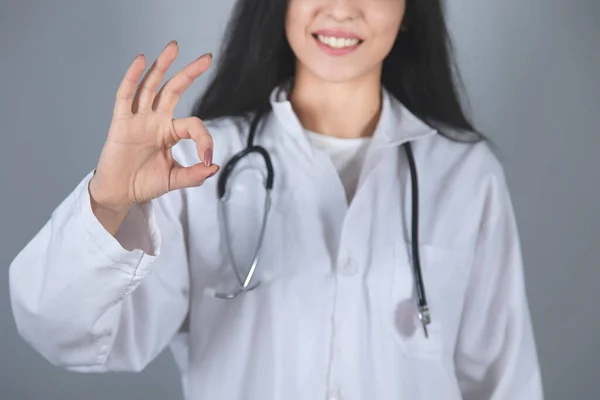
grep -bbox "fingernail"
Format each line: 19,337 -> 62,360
207,52 -> 213,59
198,52 -> 212,60
166,40 -> 177,49
135,53 -> 144,59
204,148 -> 213,166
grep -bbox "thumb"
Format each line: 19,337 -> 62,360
169,161 -> 220,191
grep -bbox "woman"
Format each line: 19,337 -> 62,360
9,0 -> 543,398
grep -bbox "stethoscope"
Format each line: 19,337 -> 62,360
213,112 -> 432,338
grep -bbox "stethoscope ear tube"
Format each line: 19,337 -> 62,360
217,112 -> 274,199
403,142 -> 431,338
217,146 -> 274,198
213,113 -> 275,299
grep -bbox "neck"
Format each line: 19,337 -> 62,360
288,66 -> 383,139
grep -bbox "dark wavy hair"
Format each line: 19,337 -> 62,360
192,0 -> 482,142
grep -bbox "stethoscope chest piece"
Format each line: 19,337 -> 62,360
394,300 -> 431,339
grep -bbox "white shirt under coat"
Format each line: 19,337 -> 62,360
305,129 -> 371,202
9,84 -> 544,399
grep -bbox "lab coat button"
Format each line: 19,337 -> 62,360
339,258 -> 358,276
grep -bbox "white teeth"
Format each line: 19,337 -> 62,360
317,34 -> 360,49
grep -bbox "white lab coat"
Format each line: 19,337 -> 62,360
9,85 -> 543,400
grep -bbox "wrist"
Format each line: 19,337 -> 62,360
88,175 -> 131,236
88,173 -> 131,213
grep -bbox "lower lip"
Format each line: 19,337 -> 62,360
313,35 -> 362,56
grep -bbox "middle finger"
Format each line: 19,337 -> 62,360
132,40 -> 179,113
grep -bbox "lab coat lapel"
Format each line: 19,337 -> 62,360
269,83 -> 315,159
356,89 -> 437,200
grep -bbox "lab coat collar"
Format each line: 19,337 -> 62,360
268,81 -> 438,154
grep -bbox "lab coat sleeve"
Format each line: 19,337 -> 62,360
9,170 -> 190,372
454,172 -> 544,399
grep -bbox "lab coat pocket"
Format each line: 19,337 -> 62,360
390,241 -> 470,359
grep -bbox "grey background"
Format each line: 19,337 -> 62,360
0,0 -> 598,399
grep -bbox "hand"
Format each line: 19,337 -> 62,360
89,41 -> 219,233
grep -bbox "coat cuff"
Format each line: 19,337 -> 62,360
76,171 -> 161,272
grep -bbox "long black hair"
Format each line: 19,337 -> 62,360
192,0 -> 482,142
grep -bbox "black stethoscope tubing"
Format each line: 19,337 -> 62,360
216,112 -> 431,338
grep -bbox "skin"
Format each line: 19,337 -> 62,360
285,0 -> 406,139
90,0 -> 406,235
89,43 -> 219,235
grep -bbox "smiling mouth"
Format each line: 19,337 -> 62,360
312,33 -> 364,49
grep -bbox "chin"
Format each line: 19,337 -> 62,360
304,63 -> 371,85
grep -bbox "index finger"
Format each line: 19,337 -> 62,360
153,52 -> 213,115
172,117 -> 214,166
